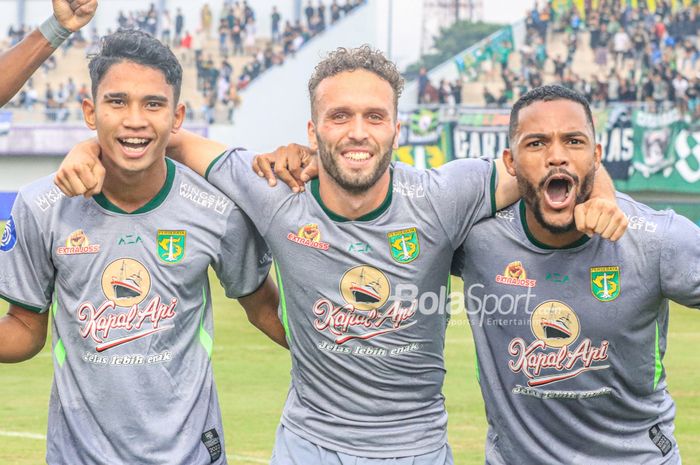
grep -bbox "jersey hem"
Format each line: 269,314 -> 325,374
279,417 -> 448,459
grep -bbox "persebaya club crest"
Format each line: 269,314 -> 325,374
387,227 -> 420,264
157,230 -> 186,264
590,266 -> 620,302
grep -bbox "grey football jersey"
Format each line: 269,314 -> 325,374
452,194 -> 699,465
206,149 -> 495,457
0,159 -> 271,465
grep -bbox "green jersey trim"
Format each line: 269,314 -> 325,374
489,162 -> 497,216
0,292 -> 45,313
205,152 -> 228,180
198,286 -> 214,359
309,170 -> 394,223
653,322 -> 663,390
274,263 -> 292,343
519,201 -> 590,250
93,159 -> 176,214
54,339 -> 66,368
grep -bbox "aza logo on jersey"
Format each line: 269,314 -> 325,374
0,215 -> 17,252
287,223 -> 331,251
508,300 -> 610,387
590,266 -> 620,302
312,265 -> 417,344
77,258 -> 178,352
157,230 -> 186,264
56,229 -> 101,255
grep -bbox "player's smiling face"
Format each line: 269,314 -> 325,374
82,61 -> 184,176
308,69 -> 400,194
505,99 -> 601,233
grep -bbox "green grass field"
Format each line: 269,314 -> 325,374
0,273 -> 698,465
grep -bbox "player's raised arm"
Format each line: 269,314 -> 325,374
0,0 -> 97,107
0,305 -> 49,363
238,276 -> 288,349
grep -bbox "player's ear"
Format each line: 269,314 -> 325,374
503,148 -> 516,177
393,120 -> 401,149
82,98 -> 97,131
593,142 -> 602,170
307,120 -> 318,151
171,103 -> 186,134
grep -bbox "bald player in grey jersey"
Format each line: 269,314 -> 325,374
0,31 -> 285,465
452,85 -> 696,464
54,48 -> 626,464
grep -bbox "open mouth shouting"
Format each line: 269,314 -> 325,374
117,137 -> 153,157
543,173 -> 575,211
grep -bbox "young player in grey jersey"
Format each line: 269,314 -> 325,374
54,48 -> 626,464
452,85 -> 697,464
0,31 -> 286,465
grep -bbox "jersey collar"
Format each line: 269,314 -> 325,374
93,158 -> 176,215
309,169 -> 393,223
519,200 -> 590,250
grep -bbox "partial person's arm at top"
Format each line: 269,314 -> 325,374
0,304 -> 49,363
238,276 -> 288,349
0,0 -> 98,107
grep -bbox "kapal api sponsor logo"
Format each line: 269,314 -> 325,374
508,300 -> 610,388
77,258 -> 177,352
313,265 -> 417,345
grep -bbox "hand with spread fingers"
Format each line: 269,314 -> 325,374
574,198 -> 629,241
252,143 -> 318,193
53,0 -> 98,32
54,138 -> 104,198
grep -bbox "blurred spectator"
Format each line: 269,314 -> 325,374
201,3 -> 213,39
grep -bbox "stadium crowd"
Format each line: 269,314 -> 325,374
492,0 -> 700,116
1,0 -> 367,123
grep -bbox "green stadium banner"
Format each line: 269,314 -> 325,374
455,27 -> 514,80
615,109 -> 700,193
394,108 -> 454,169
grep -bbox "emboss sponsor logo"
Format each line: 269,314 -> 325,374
287,223 -> 330,250
56,230 -> 100,255
496,261 -> 537,287
508,300 -> 610,387
179,181 -> 230,214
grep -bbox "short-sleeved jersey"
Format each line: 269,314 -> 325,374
452,194 -> 700,465
206,149 -> 495,458
0,159 -> 271,465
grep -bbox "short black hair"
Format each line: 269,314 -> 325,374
509,85 -> 595,145
88,30 -> 183,104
